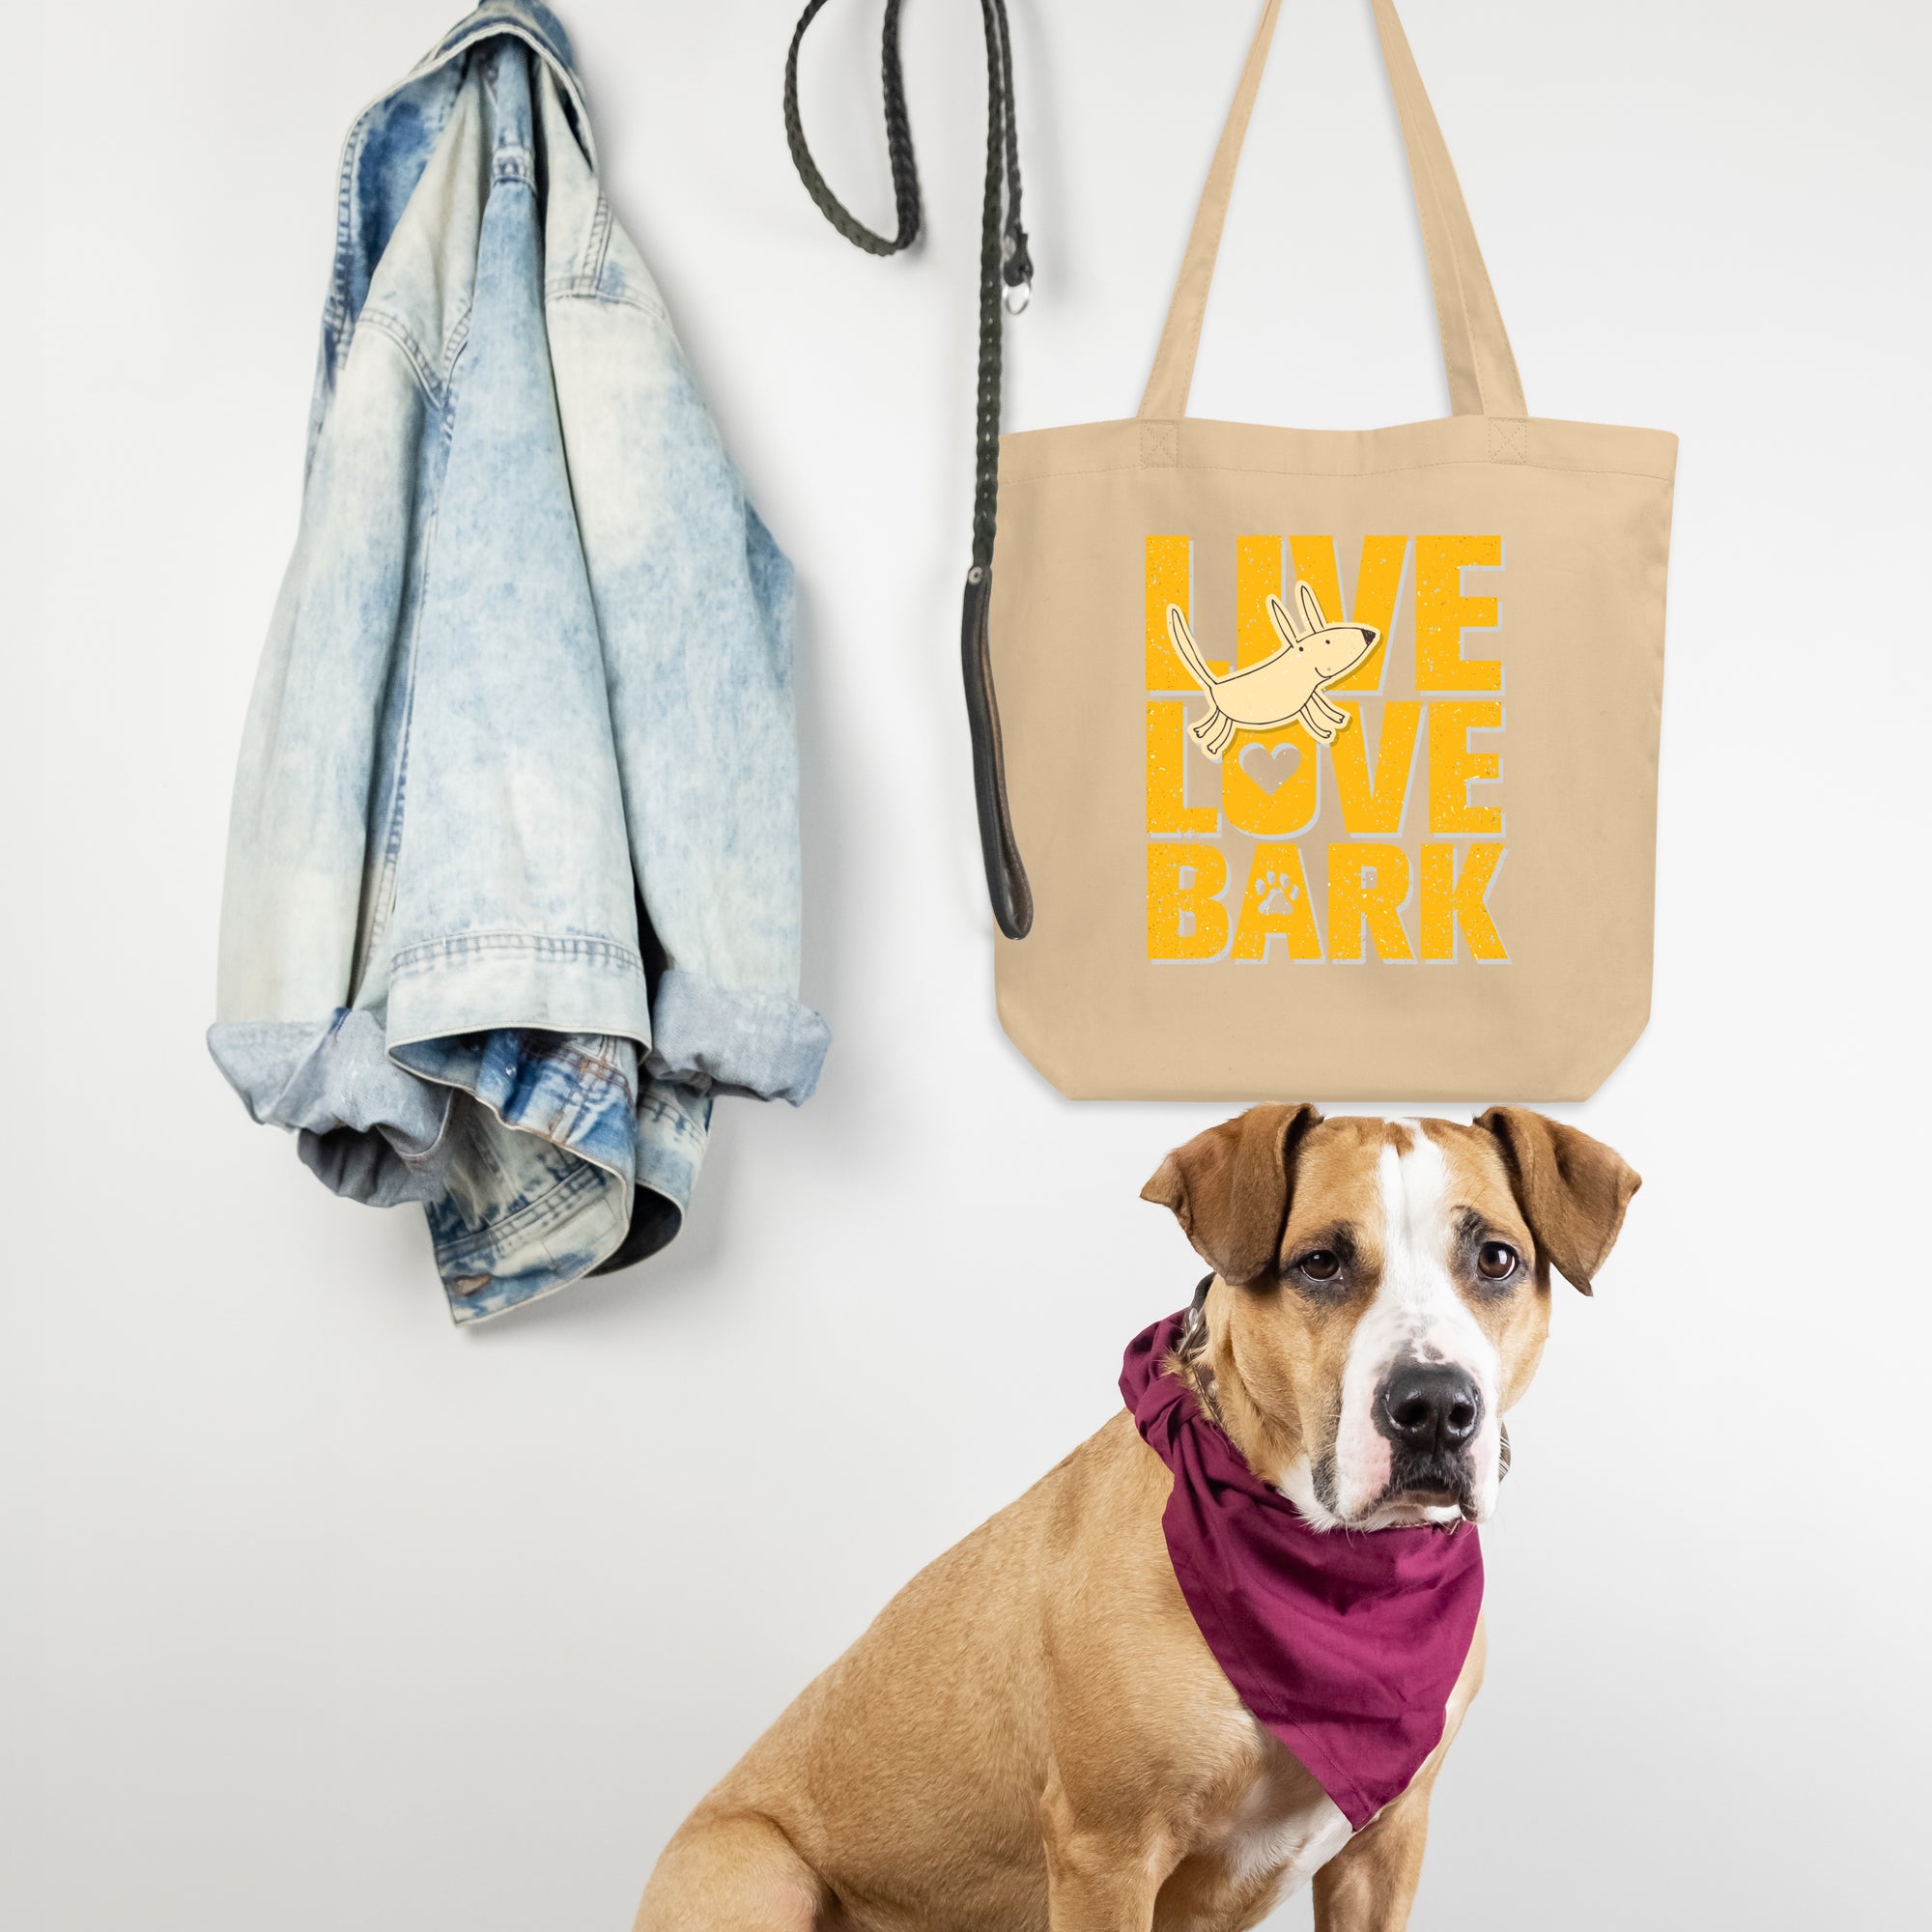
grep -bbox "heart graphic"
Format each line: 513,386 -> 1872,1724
1236,737 -> 1302,795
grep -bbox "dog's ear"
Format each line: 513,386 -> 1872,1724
1142,1104 -> 1324,1285
1296,581 -> 1328,635
1265,593 -> 1305,645
1475,1108 -> 1640,1295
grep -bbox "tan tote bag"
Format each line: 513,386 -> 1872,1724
988,0 -> 1675,1101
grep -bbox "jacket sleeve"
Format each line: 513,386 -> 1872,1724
544,219 -> 829,1106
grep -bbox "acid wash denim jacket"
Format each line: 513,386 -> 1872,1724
210,3 -> 828,1323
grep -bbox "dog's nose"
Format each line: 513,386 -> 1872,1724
1379,1365 -> 1482,1453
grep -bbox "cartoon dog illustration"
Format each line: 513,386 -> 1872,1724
1165,582 -> 1378,757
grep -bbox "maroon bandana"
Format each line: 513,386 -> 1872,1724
1122,1313 -> 1484,1830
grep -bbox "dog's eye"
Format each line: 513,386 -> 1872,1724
1477,1241 -> 1519,1281
1296,1249 -> 1341,1281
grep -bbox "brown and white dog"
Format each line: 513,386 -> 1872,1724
636,1106 -> 1638,1931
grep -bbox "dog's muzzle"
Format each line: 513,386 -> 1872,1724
1375,1361 -> 1484,1510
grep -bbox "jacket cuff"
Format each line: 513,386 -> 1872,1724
207,1010 -> 455,1206
642,968 -> 830,1104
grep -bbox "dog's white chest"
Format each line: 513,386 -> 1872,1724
1223,1776 -> 1352,1894
1190,1717 -> 1355,1908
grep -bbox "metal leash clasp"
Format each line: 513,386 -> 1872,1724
1003,228 -> 1033,314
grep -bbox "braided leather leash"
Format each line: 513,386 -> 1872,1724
783,0 -> 1035,939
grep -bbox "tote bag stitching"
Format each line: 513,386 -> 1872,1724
1139,420 -> 1180,468
1489,417 -> 1529,464
1001,456 -> 1673,487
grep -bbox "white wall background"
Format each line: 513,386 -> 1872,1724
7,1 -> 1928,1925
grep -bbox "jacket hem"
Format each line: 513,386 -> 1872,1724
431,1076 -> 710,1323
211,1008 -> 714,1322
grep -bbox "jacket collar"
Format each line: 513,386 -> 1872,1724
404,4 -> 592,165
426,2 -> 578,79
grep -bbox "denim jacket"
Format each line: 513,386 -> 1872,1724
210,3 -> 828,1322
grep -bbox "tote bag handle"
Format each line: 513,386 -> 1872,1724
1139,0 -> 1526,423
